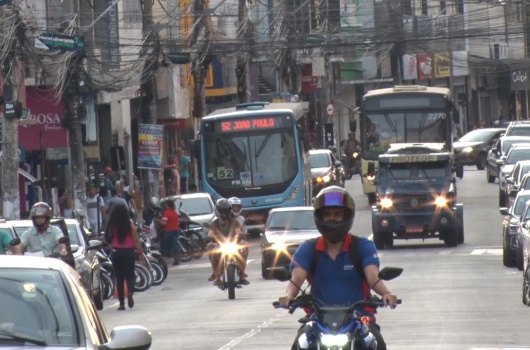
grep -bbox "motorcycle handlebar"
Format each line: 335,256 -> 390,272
272,299 -> 402,309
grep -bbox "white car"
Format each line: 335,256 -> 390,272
161,192 -> 216,225
0,255 -> 152,349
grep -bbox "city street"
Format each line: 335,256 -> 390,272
100,167 -> 528,350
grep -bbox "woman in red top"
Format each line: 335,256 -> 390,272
160,199 -> 181,265
104,203 -> 144,310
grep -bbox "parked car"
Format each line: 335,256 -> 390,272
260,207 -> 321,279
9,218 -> 104,310
161,192 -> 215,226
0,255 -> 152,349
486,136 -> 530,183
496,145 -> 530,207
308,149 -> 345,197
454,128 -> 504,170
501,190 -> 530,269
505,160 -> 530,207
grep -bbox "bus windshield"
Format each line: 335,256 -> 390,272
363,112 -> 448,153
203,130 -> 298,189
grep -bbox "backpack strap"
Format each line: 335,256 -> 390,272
308,237 -> 322,282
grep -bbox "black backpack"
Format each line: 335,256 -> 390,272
308,235 -> 372,301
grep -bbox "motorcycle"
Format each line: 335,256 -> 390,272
139,233 -> 168,285
272,267 -> 402,350
96,245 -> 115,300
342,151 -> 361,179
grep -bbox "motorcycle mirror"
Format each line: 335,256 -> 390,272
378,267 -> 403,281
203,222 -> 211,230
9,237 -> 21,246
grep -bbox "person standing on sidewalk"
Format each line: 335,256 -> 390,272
104,203 -> 145,310
177,148 -> 190,194
160,199 -> 181,265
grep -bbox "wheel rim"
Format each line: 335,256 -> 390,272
524,269 -> 530,304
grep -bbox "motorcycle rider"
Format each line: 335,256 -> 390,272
228,197 -> 249,278
342,131 -> 360,177
207,198 -> 249,285
16,202 -> 68,257
278,186 -> 398,350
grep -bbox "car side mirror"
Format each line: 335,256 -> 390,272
334,161 -> 342,167
506,177 -> 514,184
491,148 -> 497,154
88,240 -> 103,250
70,244 -> 80,254
500,207 -> 509,216
496,159 -> 505,165
523,221 -> 529,229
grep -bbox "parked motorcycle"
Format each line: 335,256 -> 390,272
139,233 -> 168,285
272,267 -> 402,349
96,245 -> 115,300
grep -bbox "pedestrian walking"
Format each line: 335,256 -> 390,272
177,148 -> 190,194
86,185 -> 107,233
104,203 -> 145,310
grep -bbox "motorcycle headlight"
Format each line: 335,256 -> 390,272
352,152 -> 359,158
221,242 -> 238,255
320,333 -> 349,347
462,146 -> 474,153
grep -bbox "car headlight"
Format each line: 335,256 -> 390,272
434,196 -> 448,207
322,175 -> 331,182
320,333 -> 349,347
462,146 -> 474,153
380,197 -> 393,208
285,186 -> 300,202
271,241 -> 287,252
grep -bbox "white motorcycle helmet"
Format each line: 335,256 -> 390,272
228,197 -> 243,216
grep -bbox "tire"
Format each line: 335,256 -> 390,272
188,232 -> 205,259
373,230 -> 384,250
384,233 -> 393,248
261,259 -> 272,280
499,190 -> 506,207
486,165 -> 495,183
92,273 -> 104,311
101,271 -> 115,300
368,193 -> 377,206
154,255 -> 168,280
476,153 -> 487,170
523,265 -> 530,305
443,229 -> 458,247
150,260 -> 166,285
178,237 -> 194,262
457,212 -> 465,245
227,263 -> 236,300
517,244 -> 524,271
134,263 -> 150,292
503,241 -> 516,267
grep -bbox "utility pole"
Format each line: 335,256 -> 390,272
236,0 -> 248,103
140,0 -> 160,200
190,0 -> 207,119
1,7 -> 22,219
63,51 -> 88,210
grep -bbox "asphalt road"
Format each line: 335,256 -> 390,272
100,167 -> 529,350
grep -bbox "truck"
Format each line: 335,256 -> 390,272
371,143 -> 464,248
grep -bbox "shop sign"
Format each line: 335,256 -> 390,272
434,53 -> 450,78
511,70 -> 530,91
417,53 -> 433,79
158,118 -> 187,130
302,64 -> 318,92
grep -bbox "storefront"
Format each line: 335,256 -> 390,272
510,69 -> 529,120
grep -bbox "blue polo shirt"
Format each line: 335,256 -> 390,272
290,234 -> 379,308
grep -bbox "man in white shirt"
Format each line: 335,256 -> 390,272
87,185 -> 107,233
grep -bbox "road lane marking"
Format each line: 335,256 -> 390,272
217,314 -> 287,350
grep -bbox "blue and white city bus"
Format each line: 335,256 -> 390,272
195,102 -> 312,233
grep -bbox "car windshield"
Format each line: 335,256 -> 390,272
309,153 -> 331,168
13,225 -> 32,236
379,161 -> 447,181
458,129 -> 496,143
515,196 -> 530,215
65,224 -> 82,246
174,198 -> 214,216
507,149 -> 530,164
502,140 -> 530,154
0,268 -> 78,345
509,127 -> 530,137
267,211 -> 317,230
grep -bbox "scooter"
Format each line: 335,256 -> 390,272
272,267 -> 402,349
343,151 -> 361,179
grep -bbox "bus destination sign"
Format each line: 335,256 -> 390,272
211,115 -> 290,133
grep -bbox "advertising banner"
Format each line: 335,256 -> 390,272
323,123 -> 335,148
21,87 -> 69,151
434,53 -> 450,78
402,54 -> 418,80
137,124 -> 164,169
417,53 -> 433,79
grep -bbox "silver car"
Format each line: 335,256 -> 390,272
162,192 -> 216,225
9,218 -> 104,310
0,255 -> 152,349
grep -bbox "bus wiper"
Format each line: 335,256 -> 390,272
0,331 -> 47,346
255,134 -> 271,158
418,167 -> 431,181
383,113 -> 397,133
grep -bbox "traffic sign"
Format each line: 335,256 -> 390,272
326,103 -> 334,116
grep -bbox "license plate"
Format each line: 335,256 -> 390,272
405,226 -> 423,234
248,215 -> 264,221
